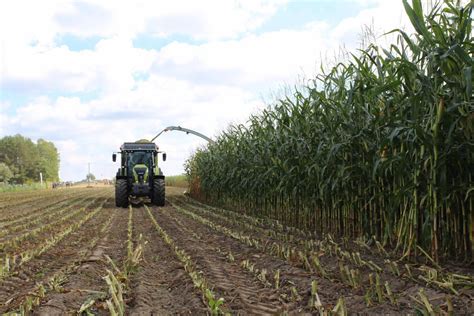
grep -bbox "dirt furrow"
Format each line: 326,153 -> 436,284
150,203 -> 286,315
32,206 -> 128,315
1,187 -> 470,314
0,195 -> 87,234
0,197 -> 112,313
165,200 -> 379,313
0,198 -> 103,260
0,191 -> 61,211
127,206 -> 206,315
171,198 -> 474,313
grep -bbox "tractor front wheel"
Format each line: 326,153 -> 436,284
115,179 -> 129,208
152,178 -> 165,206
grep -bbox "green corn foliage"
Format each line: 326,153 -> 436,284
185,0 -> 473,262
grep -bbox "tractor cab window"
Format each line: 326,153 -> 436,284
128,152 -> 151,168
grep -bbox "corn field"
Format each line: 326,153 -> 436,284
1,0 -> 473,314
186,0 -> 474,263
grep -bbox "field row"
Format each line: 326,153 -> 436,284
164,194 -> 474,314
0,187 -> 472,314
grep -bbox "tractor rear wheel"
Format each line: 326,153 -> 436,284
152,178 -> 165,206
115,179 -> 129,208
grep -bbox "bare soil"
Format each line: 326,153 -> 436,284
127,205 -> 205,315
0,187 -> 472,315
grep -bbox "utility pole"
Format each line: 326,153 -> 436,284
88,162 -> 91,185
17,157 -> 22,184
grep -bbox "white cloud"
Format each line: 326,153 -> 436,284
140,0 -> 288,40
0,102 -> 10,135
0,0 -> 288,96
152,21 -> 331,90
0,0 -> 288,48
151,1 -> 412,91
331,0 -> 410,48
2,75 -> 262,180
0,0 -> 418,180
1,36 -> 156,95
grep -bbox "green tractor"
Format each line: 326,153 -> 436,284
112,140 -> 166,207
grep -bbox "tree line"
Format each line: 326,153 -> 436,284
0,134 -> 60,184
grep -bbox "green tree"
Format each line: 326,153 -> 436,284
37,139 -> 60,181
0,135 -> 60,183
86,173 -> 96,182
0,163 -> 13,183
0,134 -> 39,183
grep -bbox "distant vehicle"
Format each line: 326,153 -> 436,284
52,181 -> 73,189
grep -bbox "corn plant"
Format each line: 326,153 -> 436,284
185,0 -> 473,263
309,280 -> 324,312
104,269 -> 125,316
78,298 -> 96,316
205,289 -> 225,316
331,297 -> 347,316
127,205 -> 133,260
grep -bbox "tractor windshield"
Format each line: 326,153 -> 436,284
128,151 -> 151,168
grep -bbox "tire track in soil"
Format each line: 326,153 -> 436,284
127,206 -> 206,315
164,199 -> 372,313
171,198 -> 474,314
172,199 -> 404,307
150,203 -> 286,315
0,196 -> 111,313
32,205 -> 129,315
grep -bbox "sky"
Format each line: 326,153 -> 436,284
0,0 -> 414,181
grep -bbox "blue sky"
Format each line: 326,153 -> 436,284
0,0 -> 412,181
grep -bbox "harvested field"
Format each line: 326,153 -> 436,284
0,187 -> 472,314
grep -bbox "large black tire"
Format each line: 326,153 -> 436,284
152,178 -> 165,206
115,179 -> 129,208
